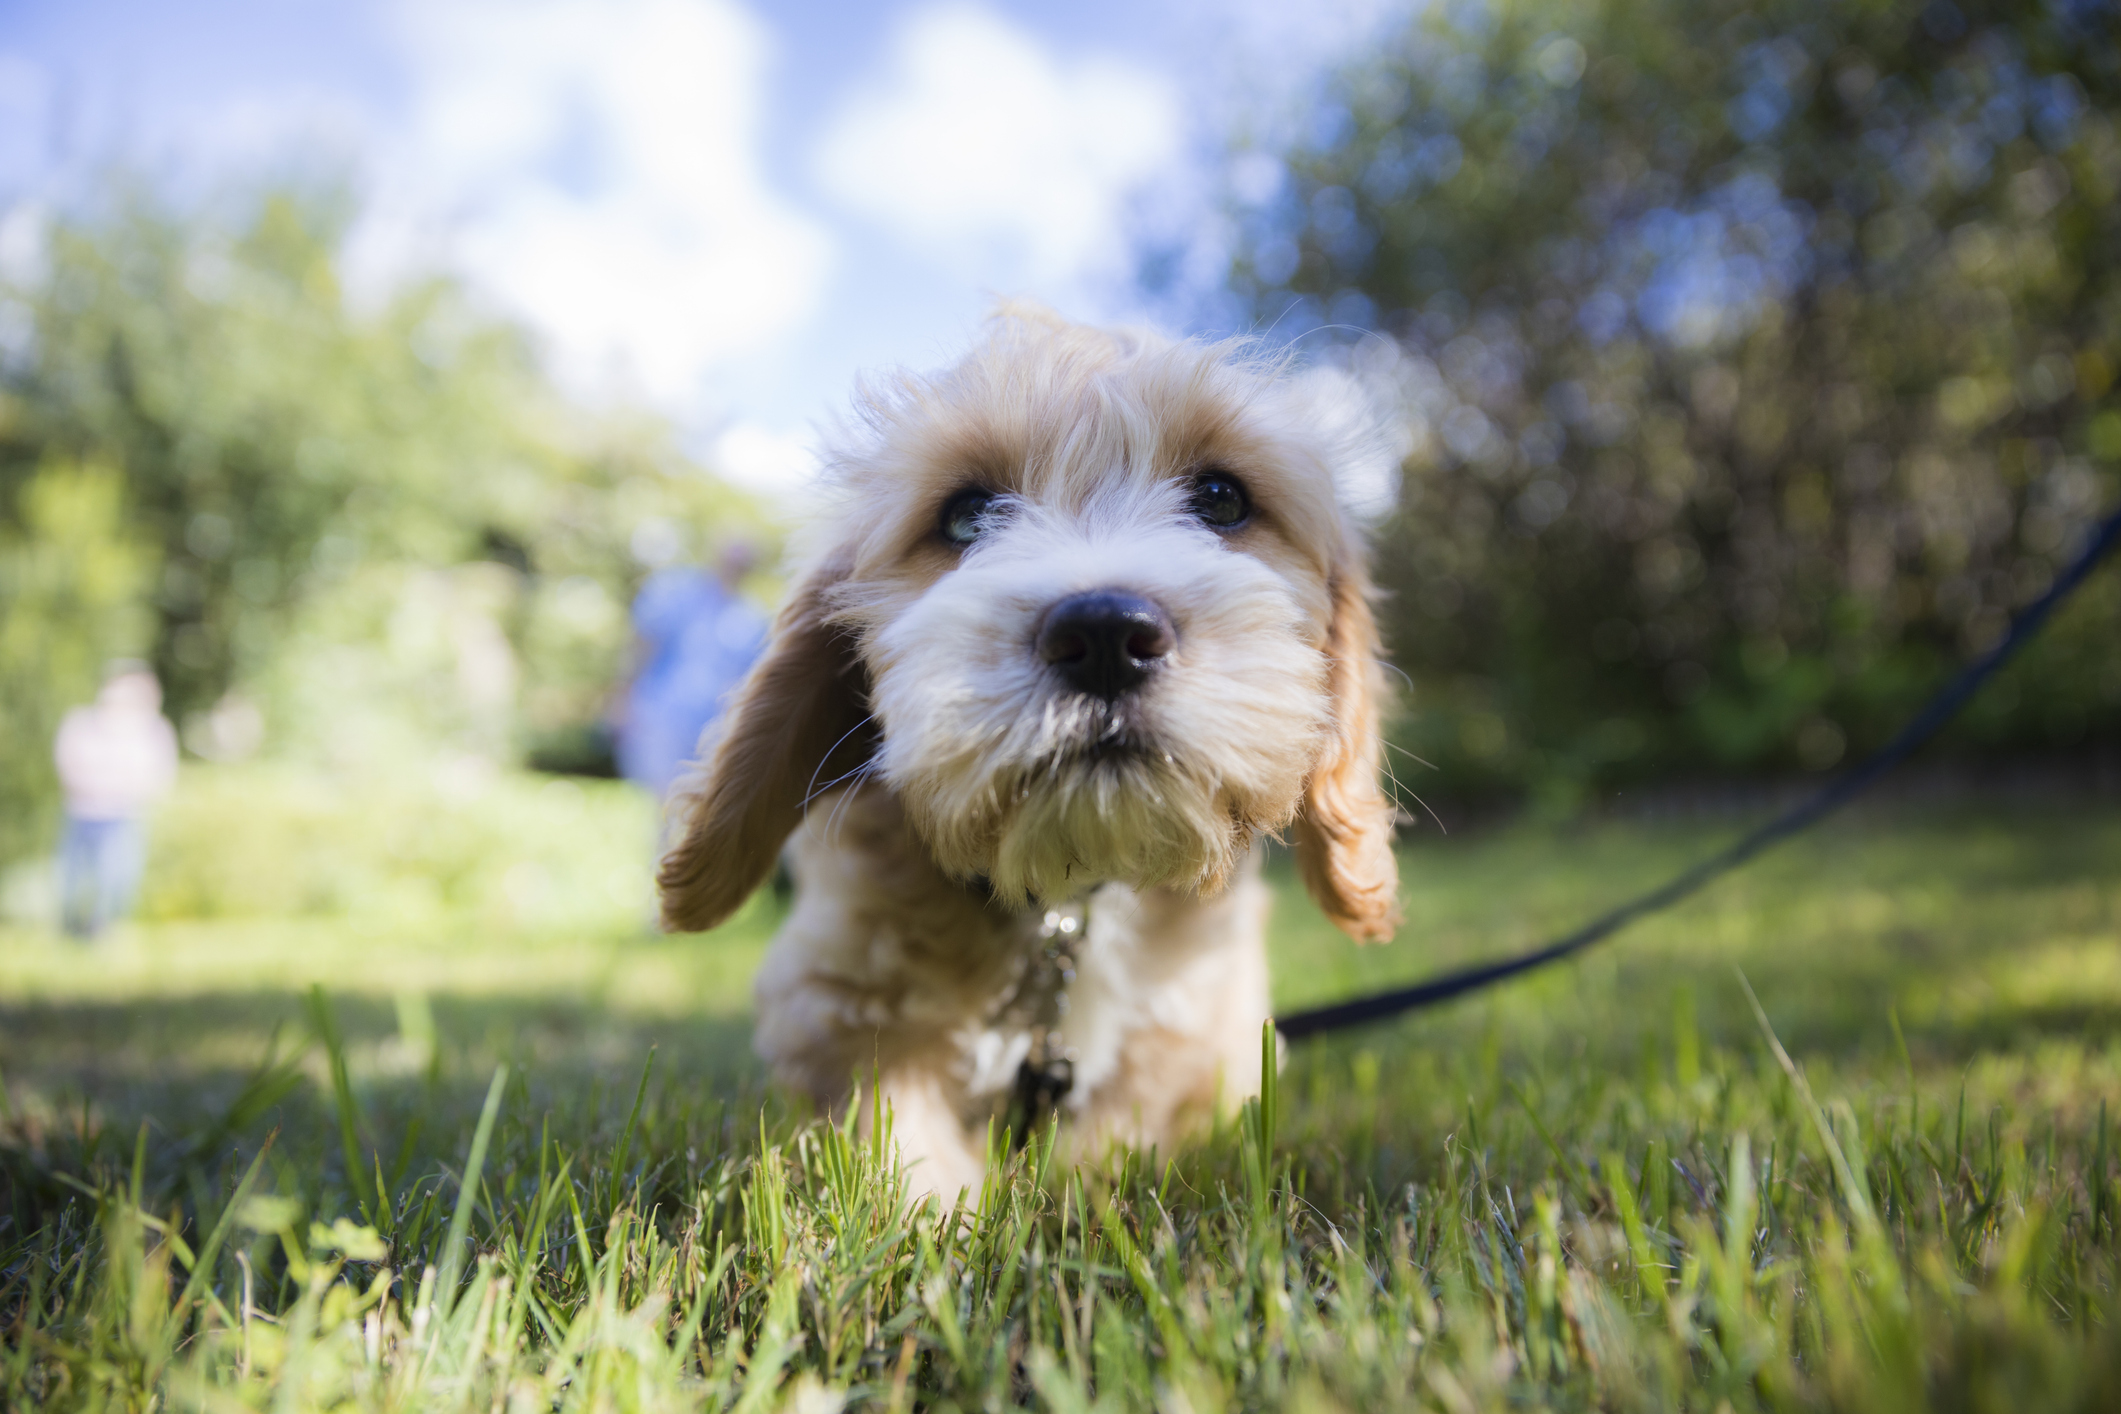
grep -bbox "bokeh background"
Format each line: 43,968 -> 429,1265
6,9 -> 2121,1405
0,0 -> 2116,928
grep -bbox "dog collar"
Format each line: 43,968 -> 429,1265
1001,899 -> 1082,1144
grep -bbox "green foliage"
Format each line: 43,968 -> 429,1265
0,458 -> 153,861
7,189 -> 498,719
0,184 -> 770,862
1215,0 -> 2121,808
132,763 -> 660,930
0,763 -> 771,1016
4,774 -> 2121,1408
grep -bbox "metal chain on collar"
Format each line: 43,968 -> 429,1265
1002,900 -> 1082,1144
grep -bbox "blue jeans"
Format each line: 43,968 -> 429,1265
59,815 -> 147,939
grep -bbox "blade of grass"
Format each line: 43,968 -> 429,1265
186,1023 -> 309,1169
1736,968 -> 1889,1259
130,1120 -> 148,1208
1509,1078 -> 1589,1189
146,1138 -> 275,1383
608,1045 -> 656,1212
306,986 -> 373,1220
1601,1151 -> 1663,1305
437,1064 -> 508,1317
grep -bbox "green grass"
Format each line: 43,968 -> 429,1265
4,765 -> 2121,1410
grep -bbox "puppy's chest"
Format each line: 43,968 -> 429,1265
949,890 -> 1140,1109
829,873 -> 1138,1104
858,887 -> 1110,1029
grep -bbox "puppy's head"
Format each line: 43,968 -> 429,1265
660,313 -> 1401,941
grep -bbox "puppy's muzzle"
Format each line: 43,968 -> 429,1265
1035,590 -> 1175,700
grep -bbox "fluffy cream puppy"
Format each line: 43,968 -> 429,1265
660,310 -> 1400,1197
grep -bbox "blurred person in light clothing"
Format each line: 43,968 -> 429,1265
53,662 -> 179,938
615,542 -> 768,802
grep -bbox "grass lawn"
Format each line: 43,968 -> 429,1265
4,764 -> 2121,1409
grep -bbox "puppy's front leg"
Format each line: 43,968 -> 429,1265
1066,863 -> 1275,1154
859,1063 -> 990,1201
753,785 -> 1022,1201
751,961 -> 990,1201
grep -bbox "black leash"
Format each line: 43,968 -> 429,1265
1277,501 -> 2121,1042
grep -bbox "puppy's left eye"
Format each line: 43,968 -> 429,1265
940,489 -> 999,546
1189,472 -> 1251,529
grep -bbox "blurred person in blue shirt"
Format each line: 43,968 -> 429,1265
616,541 -> 769,801
53,661 -> 180,939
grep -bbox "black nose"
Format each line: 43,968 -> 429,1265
1035,591 -> 1176,699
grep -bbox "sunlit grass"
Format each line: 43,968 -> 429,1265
4,765 -> 2121,1409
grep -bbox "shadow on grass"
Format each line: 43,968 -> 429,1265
6,799 -> 2118,1246
0,990 -> 762,1183
0,988 -> 773,1259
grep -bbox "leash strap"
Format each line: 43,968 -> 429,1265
1277,501 -> 2121,1042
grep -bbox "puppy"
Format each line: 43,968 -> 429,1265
659,310 -> 1400,1197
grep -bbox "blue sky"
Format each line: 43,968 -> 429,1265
0,0 -> 1405,501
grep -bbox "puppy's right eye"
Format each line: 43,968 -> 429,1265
940,490 -> 998,546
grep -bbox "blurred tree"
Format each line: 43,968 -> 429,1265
1206,0 -> 2121,807
0,185 -> 768,863
0,460 -> 154,865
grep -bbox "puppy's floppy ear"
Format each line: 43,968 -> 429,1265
658,550 -> 874,932
1293,564 -> 1403,943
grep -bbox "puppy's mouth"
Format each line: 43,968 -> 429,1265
890,676 -> 1270,906
1028,694 -> 1168,772
1040,738 -> 1160,777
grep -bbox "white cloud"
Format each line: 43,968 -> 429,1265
713,421 -> 822,501
0,198 -> 45,285
357,0 -> 834,406
812,3 -> 1180,287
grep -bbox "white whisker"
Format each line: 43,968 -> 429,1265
802,714 -> 878,807
1382,739 -> 1438,771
